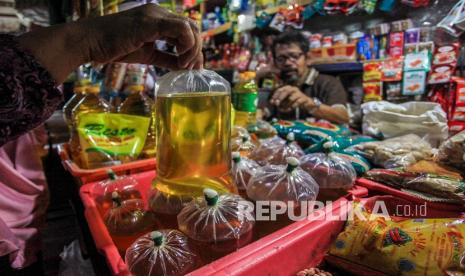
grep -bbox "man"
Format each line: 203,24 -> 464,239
262,31 -> 349,124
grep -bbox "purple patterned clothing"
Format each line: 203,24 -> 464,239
0,34 -> 63,147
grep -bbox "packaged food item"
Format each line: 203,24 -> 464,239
402,71 -> 427,95
104,191 -> 155,252
333,32 -> 348,45
247,157 -> 319,204
232,71 -> 258,128
363,61 -> 382,82
381,57 -> 403,82
118,84 -> 156,160
322,35 -> 333,48
432,44 -> 459,66
418,41 -> 434,53
91,170 -> 142,215
406,174 -> 465,202
388,32 -> 404,58
404,28 -> 420,43
355,134 -> 433,168
404,52 -> 431,71
231,152 -> 260,193
406,160 -> 463,180
384,82 -> 407,102
329,200 -> 465,276
331,150 -> 372,175
357,35 -> 372,61
428,64 -> 454,84
247,120 -> 277,139
363,82 -> 383,102
231,133 -> 257,157
125,230 -> 200,276
72,84 -> 116,169
249,135 -> 286,166
153,70 -> 236,201
310,33 -> 323,49
361,0 -> 377,14
300,142 -> 356,199
177,189 -> 254,262
436,130 -> 465,171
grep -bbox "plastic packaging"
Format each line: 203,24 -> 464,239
247,157 -> 319,204
104,191 -> 155,252
148,188 -> 192,229
300,142 -> 356,191
177,189 -> 255,262
436,130 -> 465,171
249,133 -> 304,165
355,134 -> 433,168
125,230 -> 200,276
247,120 -> 277,139
153,69 -> 236,201
231,134 -> 257,157
90,170 -> 142,215
231,152 -> 260,192
232,71 -> 258,128
329,200 -> 465,275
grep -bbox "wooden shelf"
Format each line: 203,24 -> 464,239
312,62 -> 363,73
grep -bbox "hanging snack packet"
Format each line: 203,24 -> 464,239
404,52 -> 431,71
363,82 -> 383,102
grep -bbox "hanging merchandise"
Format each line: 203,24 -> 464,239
362,0 -> 378,14
104,191 -> 155,252
177,189 -> 255,263
402,71 -> 427,96
256,11 -> 272,29
429,43 -> 459,84
269,11 -> 286,32
281,4 -> 305,29
125,230 -> 201,276
152,70 -> 236,202
381,57 -> 404,82
247,157 -> 319,204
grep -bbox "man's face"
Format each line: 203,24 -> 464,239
274,43 -> 307,85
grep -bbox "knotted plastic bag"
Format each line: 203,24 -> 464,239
125,230 -> 200,276
249,133 -> 304,166
231,151 -> 260,191
231,133 -> 258,157
247,157 -> 319,204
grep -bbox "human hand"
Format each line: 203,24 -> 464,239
80,4 -> 202,70
270,85 -> 313,113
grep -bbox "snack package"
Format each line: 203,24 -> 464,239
363,61 -> 383,82
436,130 -> 465,171
432,44 -> 459,66
177,189 -> 254,262
91,170 -> 142,215
384,82 -> 408,102
402,71 -> 427,96
231,152 -> 260,192
125,230 -> 200,276
305,135 -> 376,154
355,134 -> 433,168
404,28 -> 420,43
247,157 -> 319,204
382,57 -> 403,82
104,192 -> 155,251
418,41 -> 434,54
249,133 -> 304,165
428,64 -> 454,84
404,52 -> 431,71
300,142 -> 356,191
329,201 -> 465,276
406,160 -> 463,180
388,32 -> 404,58
332,150 -> 372,175
363,82 -> 383,102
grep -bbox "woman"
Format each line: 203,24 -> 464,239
0,3 -> 202,271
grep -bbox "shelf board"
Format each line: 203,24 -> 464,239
311,62 -> 363,73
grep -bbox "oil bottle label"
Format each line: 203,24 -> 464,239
77,113 -> 150,158
232,93 -> 258,113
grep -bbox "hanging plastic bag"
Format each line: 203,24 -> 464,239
58,240 -> 95,276
177,189 -> 255,262
247,157 -> 319,204
355,134 -> 433,169
231,151 -> 260,192
125,230 -> 200,276
436,130 -> 465,171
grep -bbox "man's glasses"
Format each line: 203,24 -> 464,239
274,52 -> 304,65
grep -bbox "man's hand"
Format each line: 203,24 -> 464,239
270,85 -> 314,113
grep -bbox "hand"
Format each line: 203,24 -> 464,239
270,85 -> 314,113
79,4 -> 203,70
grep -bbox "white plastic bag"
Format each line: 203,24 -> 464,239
58,240 -> 95,276
361,101 -> 448,146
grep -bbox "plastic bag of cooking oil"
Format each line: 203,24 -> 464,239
249,133 -> 304,166
90,170 -> 142,214
177,189 -> 255,262
247,157 -> 319,204
328,199 -> 465,276
231,133 -> 258,157
247,120 -> 277,139
231,152 -> 260,192
436,130 -> 465,171
125,230 -> 200,276
103,192 -> 155,251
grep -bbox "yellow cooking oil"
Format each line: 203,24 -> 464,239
71,84 -> 111,169
118,85 -> 156,160
153,92 -> 236,198
63,82 -> 87,131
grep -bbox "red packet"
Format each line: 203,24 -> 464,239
432,44 -> 459,66
363,82 -> 383,102
388,32 -> 404,58
429,65 -> 454,84
382,57 -> 404,81
363,61 -> 383,82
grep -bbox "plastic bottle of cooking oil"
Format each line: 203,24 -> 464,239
152,70 -> 236,203
71,83 -> 111,169
232,71 -> 258,128
63,80 -> 89,131
118,84 -> 156,160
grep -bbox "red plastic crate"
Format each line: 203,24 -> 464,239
80,171 -> 368,276
356,177 -> 465,212
58,143 -> 156,185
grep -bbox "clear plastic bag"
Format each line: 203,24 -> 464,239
177,189 -> 255,262
247,120 -> 277,139
231,151 -> 260,191
436,130 -> 465,171
148,188 -> 193,228
231,133 -> 258,156
247,157 -> 319,204
91,170 -> 142,215
354,134 -> 433,169
104,191 -> 154,237
125,230 -> 200,276
249,133 -> 304,166
300,142 -> 356,190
